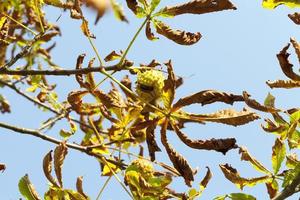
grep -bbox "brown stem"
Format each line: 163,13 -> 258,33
0,79 -> 93,130
0,65 -> 120,76
0,121 -> 125,168
272,172 -> 300,200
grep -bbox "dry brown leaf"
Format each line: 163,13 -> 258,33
161,120 -> 194,186
94,89 -> 124,108
68,90 -> 101,115
54,141 -> 68,187
163,60 -> 176,108
76,176 -> 88,199
290,37 -> 300,63
81,19 -> 96,39
200,167 -> 212,189
187,108 -> 260,126
0,163 -> 6,172
126,0 -> 139,14
239,147 -> 271,174
277,43 -> 300,81
75,54 -> 90,89
104,50 -> 122,62
266,181 -> 278,199
145,119 -> 161,161
39,31 -> 60,42
155,20 -> 201,45
266,79 -> 300,89
173,90 -> 244,111
219,164 -> 270,190
146,21 -> 159,41
160,0 -> 236,16
243,91 -> 280,113
173,124 -> 237,154
261,119 -> 286,133
43,150 -> 59,187
288,12 -> 300,25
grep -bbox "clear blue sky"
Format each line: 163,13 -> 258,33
0,0 -> 299,199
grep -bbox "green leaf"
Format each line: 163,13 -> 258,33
59,129 -> 73,139
282,162 -> 300,187
18,174 -> 41,200
213,195 -> 227,200
229,193 -> 257,200
290,110 -> 300,123
188,188 -> 198,198
65,189 -> 88,200
286,153 -> 299,168
264,92 -> 275,107
262,0 -> 300,9
150,0 -> 160,12
272,138 -> 286,174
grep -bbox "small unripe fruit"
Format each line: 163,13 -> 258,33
136,70 -> 165,103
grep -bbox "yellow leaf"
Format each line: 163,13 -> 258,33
262,0 -> 300,9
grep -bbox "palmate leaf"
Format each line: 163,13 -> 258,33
158,0 -> 236,17
18,174 -> 41,200
272,138 -> 286,174
153,20 -> 201,45
262,0 -> 300,9
219,164 -> 270,190
238,147 -> 271,174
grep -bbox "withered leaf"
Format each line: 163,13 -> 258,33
94,89 -> 124,108
75,54 -> 89,89
266,180 -> 278,199
0,163 -> 5,172
163,60 -> 176,109
172,90 -> 244,111
219,164 -> 270,190
261,119 -> 286,133
243,91 -> 280,113
84,0 -> 108,24
111,0 -> 128,22
286,153 -> 299,168
18,174 -> 41,200
161,120 -> 194,186
154,20 -> 201,45
145,119 -> 161,161
266,79 -> 300,89
290,37 -> 300,63
288,12 -> 300,25
173,124 -> 237,154
159,0 -> 236,16
81,19 -> 96,39
187,108 -> 260,126
39,31 -> 60,42
126,0 -> 139,14
104,50 -> 122,62
277,43 -> 300,81
146,21 -> 159,41
43,150 -> 59,187
200,167 -> 212,189
76,176 -> 88,199
0,94 -> 10,113
54,141 -> 68,187
238,147 -> 271,174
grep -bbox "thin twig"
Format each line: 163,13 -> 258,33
0,121 -> 125,168
0,79 -> 93,130
0,65 -> 119,76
